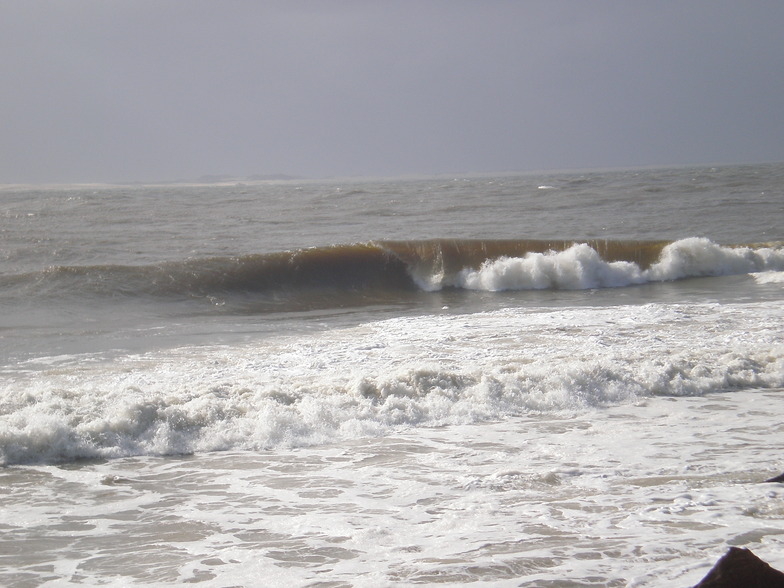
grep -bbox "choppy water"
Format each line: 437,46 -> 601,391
1,164 -> 783,586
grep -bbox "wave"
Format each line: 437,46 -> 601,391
1,243 -> 415,301
2,238 -> 782,303
454,238 -> 784,291
2,301 -> 782,466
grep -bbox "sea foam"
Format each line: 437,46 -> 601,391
2,300 -> 782,466
455,238 -> 784,291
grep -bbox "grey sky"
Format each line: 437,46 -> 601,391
2,1 -> 783,183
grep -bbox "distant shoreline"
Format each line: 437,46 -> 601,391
2,160 -> 783,191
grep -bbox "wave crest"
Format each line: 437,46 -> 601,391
453,238 -> 784,292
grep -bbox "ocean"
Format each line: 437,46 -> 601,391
1,163 -> 783,587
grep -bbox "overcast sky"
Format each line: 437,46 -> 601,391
2,1 -> 783,183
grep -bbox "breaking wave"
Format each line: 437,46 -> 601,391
455,238 -> 784,291
1,238 -> 782,304
2,301 -> 782,466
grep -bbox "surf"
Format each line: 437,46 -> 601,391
1,238 -> 782,306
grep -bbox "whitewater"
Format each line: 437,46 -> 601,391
1,163 -> 783,586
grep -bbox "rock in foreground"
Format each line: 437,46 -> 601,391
694,547 -> 784,587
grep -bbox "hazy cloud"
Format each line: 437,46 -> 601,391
1,1 -> 783,183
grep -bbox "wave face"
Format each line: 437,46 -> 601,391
3,238 -> 782,305
1,243 -> 415,301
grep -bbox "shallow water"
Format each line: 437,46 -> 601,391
3,390 -> 783,587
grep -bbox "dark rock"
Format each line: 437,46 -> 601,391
764,472 -> 784,483
693,547 -> 784,587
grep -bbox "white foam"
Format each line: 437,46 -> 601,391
2,300 -> 782,465
457,242 -> 644,290
754,270 -> 784,284
454,238 -> 784,292
646,237 -> 784,281
5,391 -> 784,587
